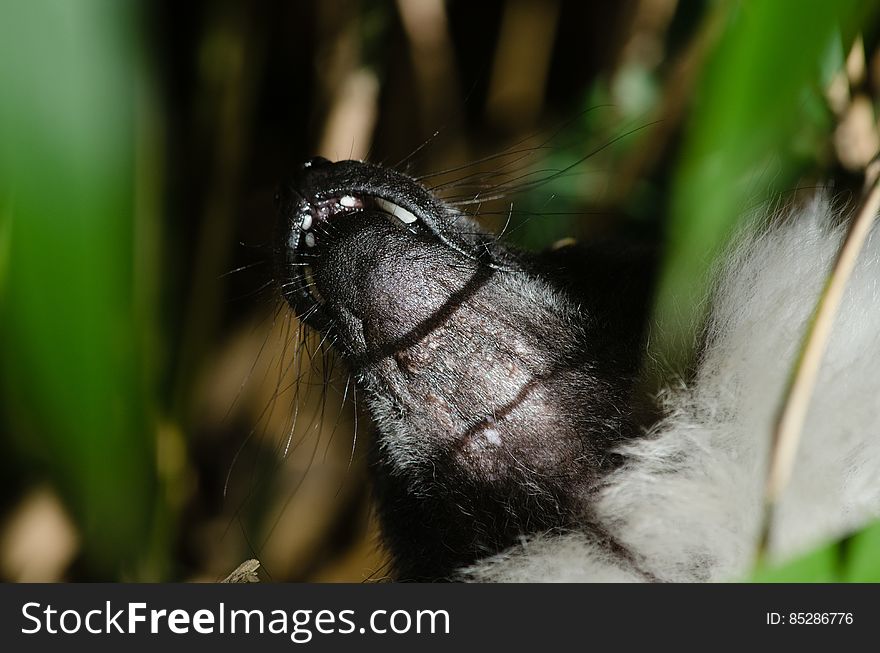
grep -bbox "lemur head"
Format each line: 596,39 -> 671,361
274,156 -> 650,578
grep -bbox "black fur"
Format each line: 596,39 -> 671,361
275,157 -> 655,580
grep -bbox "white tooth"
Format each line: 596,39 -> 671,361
376,198 -> 418,224
300,213 -> 313,230
339,195 -> 357,208
305,232 -> 316,247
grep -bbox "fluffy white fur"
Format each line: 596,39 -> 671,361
466,198 -> 880,582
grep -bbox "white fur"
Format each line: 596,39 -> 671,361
466,198 -> 880,582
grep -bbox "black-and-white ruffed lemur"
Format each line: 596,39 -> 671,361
274,156 -> 880,582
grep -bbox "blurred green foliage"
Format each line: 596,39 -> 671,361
654,0 -> 875,370
0,1 -> 161,578
752,520 -> 880,582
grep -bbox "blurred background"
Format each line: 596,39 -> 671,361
0,0 -> 878,582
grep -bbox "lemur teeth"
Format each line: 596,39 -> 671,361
376,197 -> 418,224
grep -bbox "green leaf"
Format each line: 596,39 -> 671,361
751,542 -> 840,583
842,520 -> 880,582
0,1 -> 160,577
750,518 -> 880,583
649,0 -> 875,373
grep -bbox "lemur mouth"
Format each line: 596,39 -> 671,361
285,192 -> 420,306
274,157 -> 491,332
